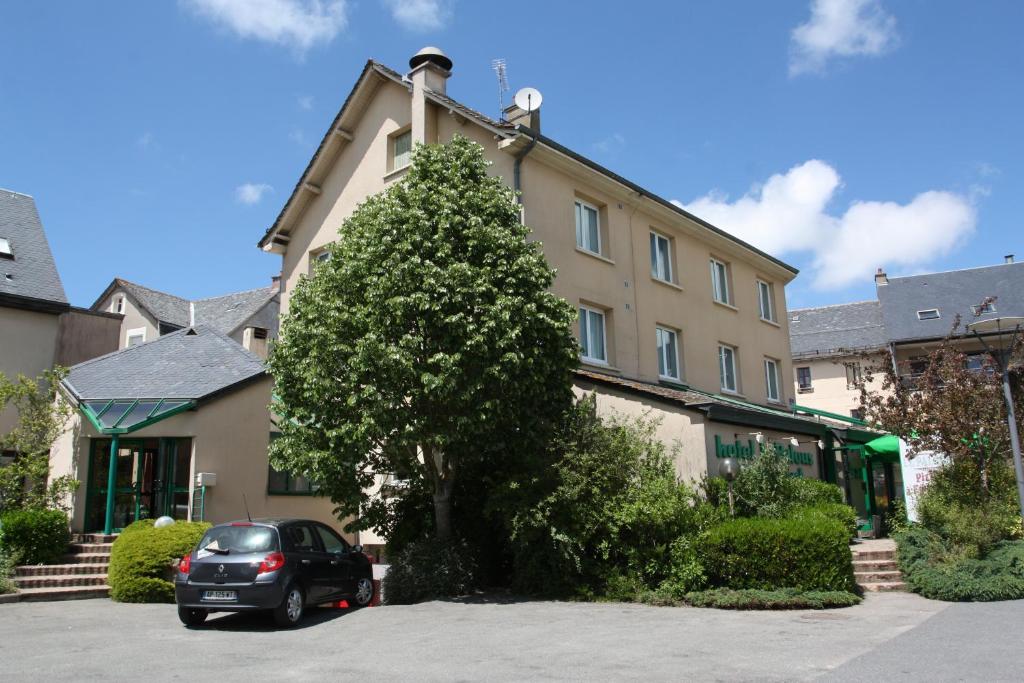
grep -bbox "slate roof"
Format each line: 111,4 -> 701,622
0,189 -> 68,306
193,285 -> 278,336
113,278 -> 190,327
877,262 -> 1024,343
789,301 -> 888,358
63,326 -> 266,401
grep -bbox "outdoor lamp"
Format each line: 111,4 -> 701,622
719,457 -> 740,517
967,316 -> 1024,522
789,437 -> 800,447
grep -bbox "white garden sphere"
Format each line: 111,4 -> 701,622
154,516 -> 175,528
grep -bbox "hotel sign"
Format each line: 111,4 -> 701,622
713,435 -> 814,477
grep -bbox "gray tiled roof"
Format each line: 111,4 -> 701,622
63,326 -> 266,401
116,279 -> 190,327
0,189 -> 68,305
193,286 -> 278,336
789,301 -> 887,358
877,262 -> 1024,342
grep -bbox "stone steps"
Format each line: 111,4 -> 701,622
851,540 -> 906,593
16,563 -> 109,577
860,581 -> 907,592
15,574 -> 109,589
15,586 -> 110,602
853,569 -> 904,583
852,559 -> 898,572
71,534 -> 117,544
69,543 -> 114,554
59,552 -> 112,564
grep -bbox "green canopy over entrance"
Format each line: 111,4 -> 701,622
865,434 -> 901,457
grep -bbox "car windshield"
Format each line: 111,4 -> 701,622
198,525 -> 278,555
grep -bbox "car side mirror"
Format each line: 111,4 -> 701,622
352,544 -> 363,554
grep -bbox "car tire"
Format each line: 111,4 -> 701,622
178,606 -> 208,627
274,584 -> 305,627
353,577 -> 374,607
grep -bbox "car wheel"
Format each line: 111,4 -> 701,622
353,577 -> 374,607
178,606 -> 208,627
274,584 -> 305,627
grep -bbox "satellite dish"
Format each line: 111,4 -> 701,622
514,87 -> 543,112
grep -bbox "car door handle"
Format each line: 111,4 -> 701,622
330,560 -> 340,565
301,559 -> 311,564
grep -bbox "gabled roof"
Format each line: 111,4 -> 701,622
789,301 -> 887,359
877,262 -> 1024,343
0,189 -> 68,308
62,326 -> 266,402
193,285 -> 278,336
92,278 -> 190,328
256,58 -> 798,277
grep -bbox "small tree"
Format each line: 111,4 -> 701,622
0,368 -> 78,512
269,135 -> 579,543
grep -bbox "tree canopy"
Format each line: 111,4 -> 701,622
268,134 -> 579,541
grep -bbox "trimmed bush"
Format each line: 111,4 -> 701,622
0,508 -> 70,565
791,479 -> 844,506
108,519 -> 210,603
895,527 -> 1024,601
697,516 -> 855,592
382,538 -> 477,605
684,587 -> 861,610
792,503 -> 858,542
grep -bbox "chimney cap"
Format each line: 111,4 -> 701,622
409,46 -> 452,72
1005,254 -> 1015,264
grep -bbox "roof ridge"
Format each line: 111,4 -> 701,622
790,300 -> 878,313
115,277 -> 190,304
192,284 -> 276,303
0,187 -> 34,198
887,261 -> 1022,281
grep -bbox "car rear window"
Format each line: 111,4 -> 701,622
198,525 -> 278,555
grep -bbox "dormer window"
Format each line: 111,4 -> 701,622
0,237 -> 11,259
917,309 -> 940,320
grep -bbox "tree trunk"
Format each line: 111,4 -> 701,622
433,478 -> 454,542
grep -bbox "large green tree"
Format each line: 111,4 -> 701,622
268,135 -> 579,542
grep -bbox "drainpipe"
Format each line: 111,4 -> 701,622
513,127 -> 539,206
104,434 -> 119,535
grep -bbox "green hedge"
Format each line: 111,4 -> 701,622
792,503 -> 858,542
895,527 -> 1024,601
108,519 -> 210,603
383,538 -> 477,605
684,587 -> 861,610
697,516 -> 855,592
792,479 -> 844,506
0,508 -> 70,565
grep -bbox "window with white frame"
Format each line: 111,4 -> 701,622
578,306 -> 607,364
764,358 -> 781,402
0,237 -> 11,258
392,130 -> 412,170
126,327 -> 146,347
757,279 -> 775,322
655,326 -> 680,380
718,344 -> 738,393
115,296 -> 124,314
574,200 -> 601,255
649,231 -> 672,282
710,258 -> 731,305
917,308 -> 940,320
796,366 -> 812,392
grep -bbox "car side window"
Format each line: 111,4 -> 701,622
315,525 -> 350,554
286,524 -> 318,553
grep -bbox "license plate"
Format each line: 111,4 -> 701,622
202,590 -> 237,601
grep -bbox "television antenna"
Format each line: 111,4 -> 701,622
491,58 -> 509,118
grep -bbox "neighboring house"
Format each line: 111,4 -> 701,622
256,48 -> 832,489
790,258 -> 1024,416
91,277 -> 280,358
49,326 -> 352,539
0,189 -> 120,439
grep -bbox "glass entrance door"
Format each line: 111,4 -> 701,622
85,438 -> 192,532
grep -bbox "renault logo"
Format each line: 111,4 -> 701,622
218,564 -> 225,573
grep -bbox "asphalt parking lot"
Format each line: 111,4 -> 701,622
1,592 -> 1020,681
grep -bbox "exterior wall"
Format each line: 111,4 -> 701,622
791,352 -> 888,417
573,381 -> 709,484
50,379 -> 353,542
97,288 -> 159,349
55,308 -> 122,366
0,306 -> 60,435
276,75 -> 796,408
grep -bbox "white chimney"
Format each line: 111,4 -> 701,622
408,47 -> 452,147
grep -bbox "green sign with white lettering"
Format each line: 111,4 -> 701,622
713,435 -> 814,467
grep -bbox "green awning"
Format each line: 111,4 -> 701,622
79,398 -> 195,435
864,434 -> 901,462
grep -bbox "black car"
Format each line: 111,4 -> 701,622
174,519 -> 375,627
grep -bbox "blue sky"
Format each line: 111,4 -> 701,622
1,1 -> 1021,309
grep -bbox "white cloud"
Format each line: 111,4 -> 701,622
592,133 -> 625,155
136,132 -> 154,150
790,0 -> 899,76
674,160 -> 976,289
383,0 -> 451,32
297,95 -> 314,110
182,0 -> 348,53
236,182 -> 273,205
